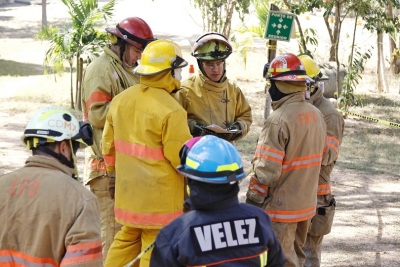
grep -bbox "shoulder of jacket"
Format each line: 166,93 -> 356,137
66,179 -> 98,202
181,75 -> 199,87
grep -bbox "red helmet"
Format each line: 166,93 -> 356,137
268,53 -> 313,82
106,17 -> 155,50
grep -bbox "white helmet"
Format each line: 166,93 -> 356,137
23,106 -> 93,149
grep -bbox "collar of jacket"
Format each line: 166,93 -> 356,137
25,155 -> 76,178
105,46 -> 123,65
188,179 -> 240,210
308,87 -> 323,106
104,46 -> 138,88
199,73 -> 227,93
271,91 -> 305,111
140,71 -> 181,94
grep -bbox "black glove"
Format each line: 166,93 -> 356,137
108,176 -> 115,200
245,198 -> 263,208
222,122 -> 243,141
190,121 -> 207,137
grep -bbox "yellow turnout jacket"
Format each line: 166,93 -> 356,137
102,72 -> 192,229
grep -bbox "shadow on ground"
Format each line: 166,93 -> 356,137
0,59 -> 44,76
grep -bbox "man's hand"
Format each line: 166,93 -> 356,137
189,121 -> 207,137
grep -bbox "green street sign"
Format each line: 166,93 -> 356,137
264,11 -> 295,42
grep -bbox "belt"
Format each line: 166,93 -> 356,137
86,158 -> 107,174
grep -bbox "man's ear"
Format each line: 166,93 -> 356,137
58,140 -> 71,160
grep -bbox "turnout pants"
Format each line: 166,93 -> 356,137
88,176 -> 122,264
303,194 -> 336,267
105,225 -> 159,267
272,219 -> 311,267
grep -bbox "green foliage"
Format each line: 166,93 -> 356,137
35,0 -> 116,108
230,0 -> 269,68
297,28 -> 318,56
362,0 -> 400,35
338,46 -> 372,111
190,0 -> 251,38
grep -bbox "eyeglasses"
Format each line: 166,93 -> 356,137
202,61 -> 224,70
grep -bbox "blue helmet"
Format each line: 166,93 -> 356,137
177,135 -> 246,184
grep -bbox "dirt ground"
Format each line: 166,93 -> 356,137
1,1 -> 400,266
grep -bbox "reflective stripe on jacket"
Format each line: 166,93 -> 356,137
309,88 -> 344,195
249,92 -> 326,223
174,73 -> 252,139
0,156 -> 102,266
102,72 -> 192,229
81,47 -> 139,184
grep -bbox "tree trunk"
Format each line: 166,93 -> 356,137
223,0 -> 235,39
386,4 -> 397,74
323,16 -> 335,61
334,1 -> 343,99
41,0 -> 47,28
377,33 -> 389,93
75,57 -> 83,111
332,1 -> 341,62
69,61 -> 74,109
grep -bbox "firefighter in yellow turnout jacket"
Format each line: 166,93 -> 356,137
102,39 -> 192,267
245,53 -> 327,267
0,106 -> 102,267
174,32 -> 252,142
81,17 -> 155,262
299,55 -> 345,267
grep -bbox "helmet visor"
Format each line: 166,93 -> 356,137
72,122 -> 93,146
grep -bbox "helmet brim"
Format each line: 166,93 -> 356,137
105,27 -> 145,50
270,74 -> 314,82
177,165 -> 246,184
134,60 -> 188,76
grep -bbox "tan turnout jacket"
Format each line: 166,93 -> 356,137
81,46 -> 139,184
309,88 -> 344,195
247,92 -> 327,223
0,155 -> 102,266
174,73 -> 252,139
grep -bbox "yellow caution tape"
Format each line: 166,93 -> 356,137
338,109 -> 400,128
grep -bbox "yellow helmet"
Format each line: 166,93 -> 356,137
133,39 -> 188,76
192,32 -> 232,61
298,55 -> 329,81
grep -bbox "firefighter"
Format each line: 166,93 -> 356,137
245,53 -> 327,267
81,16 -> 155,262
102,39 -> 192,267
173,32 -> 252,142
299,54 -> 345,267
0,106 -> 102,266
150,135 -> 285,266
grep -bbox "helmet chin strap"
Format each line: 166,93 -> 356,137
37,142 -> 76,178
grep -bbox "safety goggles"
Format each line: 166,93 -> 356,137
72,122 -> 93,146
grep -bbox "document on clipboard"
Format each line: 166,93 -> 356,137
205,124 -> 242,134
